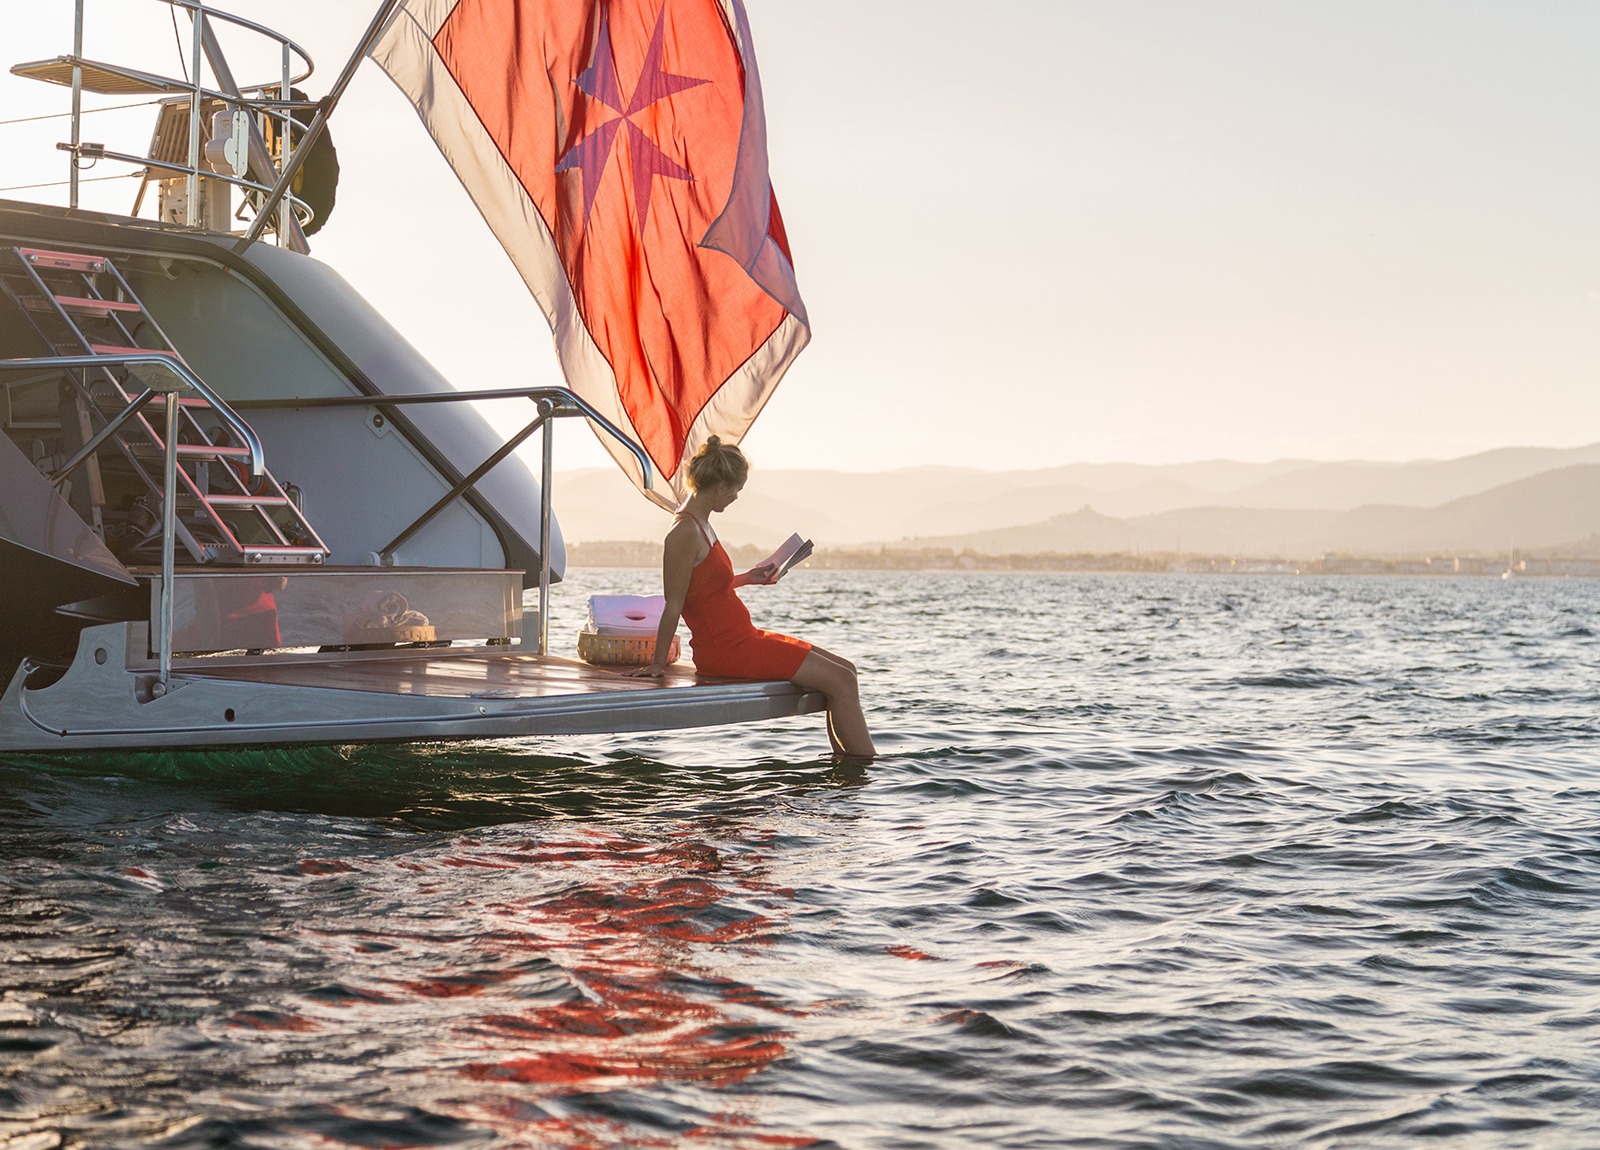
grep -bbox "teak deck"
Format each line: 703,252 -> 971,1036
185,647 -> 716,699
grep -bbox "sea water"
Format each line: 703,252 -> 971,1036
2,571 -> 1598,1149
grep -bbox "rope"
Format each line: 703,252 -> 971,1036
170,4 -> 188,77
0,172 -> 140,193
0,99 -> 164,127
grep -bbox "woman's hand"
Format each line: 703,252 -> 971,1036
623,662 -> 668,678
737,562 -> 780,587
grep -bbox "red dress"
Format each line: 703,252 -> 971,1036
680,518 -> 811,680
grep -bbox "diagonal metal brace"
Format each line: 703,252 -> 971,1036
49,385 -> 160,487
377,402 -> 552,563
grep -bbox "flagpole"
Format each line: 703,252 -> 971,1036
235,0 -> 403,251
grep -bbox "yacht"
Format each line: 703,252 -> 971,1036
0,1 -> 822,752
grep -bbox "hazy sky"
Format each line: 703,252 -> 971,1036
3,0 -> 1598,474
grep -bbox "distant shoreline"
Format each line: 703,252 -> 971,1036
566,542 -> 1600,578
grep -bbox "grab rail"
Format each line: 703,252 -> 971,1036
0,352 -> 266,479
15,0 -> 318,244
0,350 -> 265,696
235,386 -> 657,656
0,360 -> 640,667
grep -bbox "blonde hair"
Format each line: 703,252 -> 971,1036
685,435 -> 749,492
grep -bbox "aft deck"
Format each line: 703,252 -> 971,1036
182,643 -> 820,728
0,623 -> 824,752
188,645 -> 698,698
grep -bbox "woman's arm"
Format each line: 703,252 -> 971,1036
732,562 -> 779,589
626,525 -> 698,678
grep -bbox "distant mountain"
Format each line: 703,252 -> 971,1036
1349,464 -> 1600,554
1000,458 -> 1317,495
1224,445 -> 1600,510
922,505 -> 1341,557
909,465 -> 1600,558
548,444 -> 1600,556
899,477 -> 1220,536
550,468 -> 843,549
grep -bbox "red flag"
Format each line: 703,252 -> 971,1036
370,0 -> 808,503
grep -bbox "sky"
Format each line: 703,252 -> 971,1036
2,0 -> 1598,475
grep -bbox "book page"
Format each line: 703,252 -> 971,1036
760,533 -> 813,580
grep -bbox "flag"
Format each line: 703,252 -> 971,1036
369,0 -> 809,505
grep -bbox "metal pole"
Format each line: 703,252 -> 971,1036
237,0 -> 402,250
196,13 -> 310,252
187,11 -> 204,227
279,41 -> 293,242
48,388 -> 159,486
69,0 -> 84,208
539,399 -> 554,657
158,389 -> 181,695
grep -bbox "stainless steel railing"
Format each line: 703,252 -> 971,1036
16,0 -> 319,246
0,351 -> 264,694
234,386 -> 657,657
0,355 -> 645,675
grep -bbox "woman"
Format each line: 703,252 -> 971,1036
626,437 -> 876,758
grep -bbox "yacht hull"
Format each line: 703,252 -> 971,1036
0,623 -> 824,752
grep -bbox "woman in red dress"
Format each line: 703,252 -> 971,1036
627,437 -> 875,758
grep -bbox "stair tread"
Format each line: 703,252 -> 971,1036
191,494 -> 292,506
89,343 -> 174,356
9,244 -> 330,561
55,294 -> 141,314
129,442 -> 253,458
18,246 -> 108,272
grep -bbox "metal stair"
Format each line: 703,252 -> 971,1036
0,245 -> 328,565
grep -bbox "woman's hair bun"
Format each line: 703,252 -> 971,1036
685,433 -> 749,491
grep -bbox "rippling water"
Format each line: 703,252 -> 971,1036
4,572 -> 1600,1149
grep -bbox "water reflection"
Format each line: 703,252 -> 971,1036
7,742 -> 870,828
279,830 -> 814,1148
0,762 -> 838,1148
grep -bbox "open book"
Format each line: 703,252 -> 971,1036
760,532 -> 813,580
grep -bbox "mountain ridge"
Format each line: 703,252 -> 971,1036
548,443 -> 1600,557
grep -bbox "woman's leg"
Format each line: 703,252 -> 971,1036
792,646 -> 875,758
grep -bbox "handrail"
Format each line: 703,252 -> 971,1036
230,385 -> 648,490
0,364 -> 647,663
236,385 -> 657,655
0,349 -> 266,695
91,148 -> 319,227
162,0 -> 315,90
233,385 -> 646,458
19,0 -> 316,238
0,353 -> 265,478
21,4 -> 315,95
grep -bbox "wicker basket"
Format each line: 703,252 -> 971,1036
577,630 -> 680,666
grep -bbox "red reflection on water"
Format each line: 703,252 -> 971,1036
342,829 -> 814,1147
399,967 -> 523,999
448,1108 -> 824,1150
297,859 -> 355,876
465,1028 -> 785,1088
438,855 -> 520,870
284,831 -> 812,1145
226,1009 -> 319,1032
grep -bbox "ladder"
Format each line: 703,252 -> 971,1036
0,245 -> 329,566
